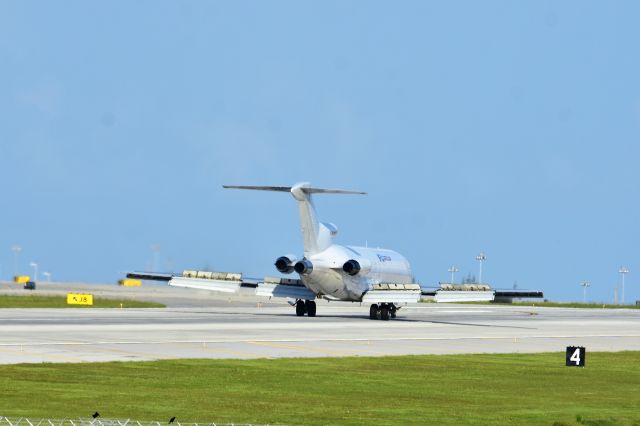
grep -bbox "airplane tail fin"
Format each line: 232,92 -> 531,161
223,182 -> 366,256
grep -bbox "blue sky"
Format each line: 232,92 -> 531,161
1,1 -> 638,303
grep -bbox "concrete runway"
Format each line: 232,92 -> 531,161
1,282 -> 639,364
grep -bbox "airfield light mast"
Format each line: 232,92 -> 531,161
476,252 -> 486,284
11,245 -> 22,277
29,262 -> 38,282
448,266 -> 459,283
580,280 -> 591,304
151,244 -> 160,272
618,266 -> 629,305
42,271 -> 51,282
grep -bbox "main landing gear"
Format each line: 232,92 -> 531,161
369,303 -> 397,320
295,299 -> 316,317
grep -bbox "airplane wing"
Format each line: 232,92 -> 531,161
361,283 -> 422,304
431,290 -> 495,303
493,290 -> 544,302
420,284 -> 544,303
256,277 -> 317,300
126,270 -> 316,300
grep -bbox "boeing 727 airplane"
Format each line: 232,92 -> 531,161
128,182 -> 541,319
223,182 -> 421,320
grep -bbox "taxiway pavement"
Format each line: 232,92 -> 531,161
0,282 -> 638,364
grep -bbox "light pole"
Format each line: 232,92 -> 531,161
447,266 -> 459,283
618,266 -> 629,305
42,272 -> 51,282
29,262 -> 38,282
151,244 -> 160,272
580,280 -> 591,304
476,252 -> 486,284
11,245 -> 22,277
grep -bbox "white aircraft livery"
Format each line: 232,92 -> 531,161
221,182 -> 421,320
128,182 -> 537,319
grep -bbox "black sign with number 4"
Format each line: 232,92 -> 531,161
566,346 -> 586,367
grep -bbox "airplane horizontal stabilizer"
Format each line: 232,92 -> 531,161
224,182 -> 365,256
222,185 -> 292,192
223,184 -> 366,195
305,188 -> 366,195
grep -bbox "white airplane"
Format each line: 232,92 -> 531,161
130,182 -> 423,320
221,182 -> 422,320
129,182 -> 536,319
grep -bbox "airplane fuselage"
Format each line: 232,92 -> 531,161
299,244 -> 413,301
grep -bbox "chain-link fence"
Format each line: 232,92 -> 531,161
0,417 -> 271,426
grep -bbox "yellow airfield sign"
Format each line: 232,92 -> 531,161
67,293 -> 94,305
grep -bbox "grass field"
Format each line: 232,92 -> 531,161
0,295 -> 165,308
1,352 -> 639,425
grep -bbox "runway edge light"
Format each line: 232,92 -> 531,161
566,346 -> 586,367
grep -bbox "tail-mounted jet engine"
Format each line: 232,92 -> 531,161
342,258 -> 372,276
275,255 -> 298,274
343,259 -> 361,275
294,259 -> 314,275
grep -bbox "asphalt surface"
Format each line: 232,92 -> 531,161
1,282 -> 639,364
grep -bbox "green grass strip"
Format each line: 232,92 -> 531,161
509,301 -> 640,309
1,352 -> 639,425
449,300 -> 640,309
0,295 -> 164,308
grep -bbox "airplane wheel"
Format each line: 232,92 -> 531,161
296,301 -> 306,317
306,300 -> 316,317
380,306 -> 390,321
369,304 -> 378,320
390,304 -> 397,319
391,311 -> 396,319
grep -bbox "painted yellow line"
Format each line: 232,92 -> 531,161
160,340 -> 267,359
308,339 -> 391,356
199,343 -> 273,359
0,346 -> 85,363
77,343 -> 178,360
85,341 -> 264,360
248,340 -> 362,357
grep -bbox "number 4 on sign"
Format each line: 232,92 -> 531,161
566,346 -> 586,367
570,348 -> 580,364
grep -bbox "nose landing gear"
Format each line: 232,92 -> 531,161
369,303 -> 397,320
